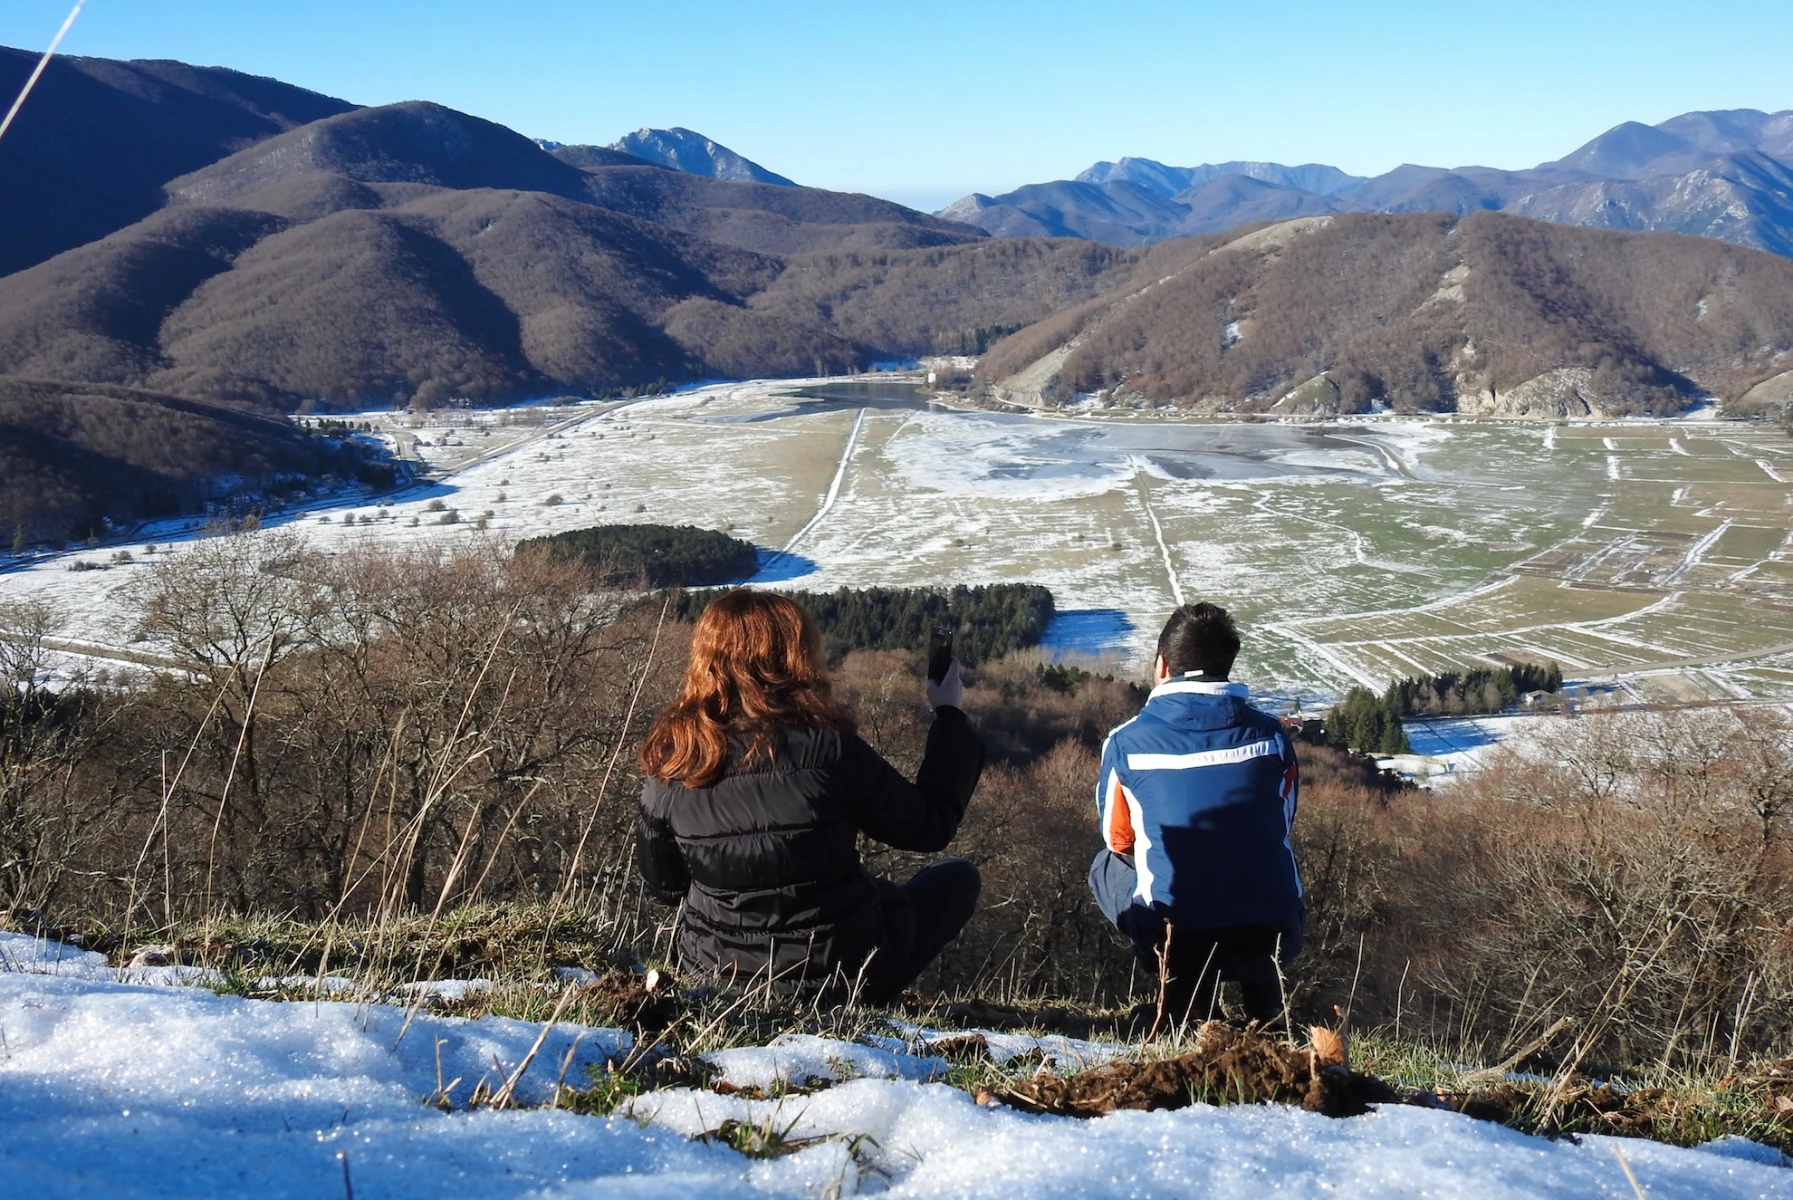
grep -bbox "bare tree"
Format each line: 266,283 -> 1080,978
0,599 -> 104,913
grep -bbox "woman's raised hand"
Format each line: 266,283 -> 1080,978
925,659 -> 964,710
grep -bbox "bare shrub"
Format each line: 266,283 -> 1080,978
0,600 -> 113,914
1293,709 -> 1793,1070
27,536 -> 681,940
12,567 -> 1793,1075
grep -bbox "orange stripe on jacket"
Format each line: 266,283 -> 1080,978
1105,773 -> 1136,855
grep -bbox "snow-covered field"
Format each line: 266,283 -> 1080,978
1393,713 -> 1564,782
3,932 -> 1787,1199
6,376 -> 1793,710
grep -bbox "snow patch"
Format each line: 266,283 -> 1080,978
4,940 -> 1790,1198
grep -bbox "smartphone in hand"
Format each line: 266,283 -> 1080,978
926,624 -> 955,684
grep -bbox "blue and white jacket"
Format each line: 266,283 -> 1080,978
1096,676 -> 1302,933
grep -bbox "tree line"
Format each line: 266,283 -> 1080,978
675,583 -> 1056,666
1326,661 -> 1564,754
1385,661 -> 1563,717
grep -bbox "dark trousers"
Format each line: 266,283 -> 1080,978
1088,848 -> 1293,1024
863,858 -> 981,1004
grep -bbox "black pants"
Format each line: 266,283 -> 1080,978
863,857 -> 981,1004
1089,848 -> 1293,1024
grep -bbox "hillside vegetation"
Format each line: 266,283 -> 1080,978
0,46 -> 356,276
0,100 -> 1151,410
516,524 -> 761,587
0,378 -> 391,542
979,211 -> 1793,415
6,537 -> 1791,1085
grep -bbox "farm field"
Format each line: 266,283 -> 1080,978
4,378 -> 1792,708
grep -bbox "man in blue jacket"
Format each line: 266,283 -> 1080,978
1089,601 -> 1302,1024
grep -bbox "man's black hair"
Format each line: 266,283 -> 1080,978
1157,602 -> 1240,679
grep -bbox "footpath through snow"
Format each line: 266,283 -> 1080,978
1,932 -> 1789,1198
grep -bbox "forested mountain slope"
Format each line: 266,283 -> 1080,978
0,377 -> 385,541
978,212 -> 1793,416
0,102 -> 1126,409
4,49 -> 1789,423
167,102 -> 979,258
0,46 -> 356,277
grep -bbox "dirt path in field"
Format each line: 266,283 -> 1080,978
753,407 -> 866,579
0,633 -> 186,672
1133,473 -> 1184,607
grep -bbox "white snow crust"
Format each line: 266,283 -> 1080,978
2,932 -> 1788,1198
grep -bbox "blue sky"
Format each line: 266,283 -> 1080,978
4,0 -> 1790,211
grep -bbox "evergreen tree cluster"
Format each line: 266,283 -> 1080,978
676,583 -> 1056,666
957,323 -> 1025,356
1385,661 -> 1563,718
1325,661 -> 1564,754
1324,687 -> 1412,755
515,524 -> 760,588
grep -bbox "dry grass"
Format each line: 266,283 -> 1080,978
8,539 -> 1793,1164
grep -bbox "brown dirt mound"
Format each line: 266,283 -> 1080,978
1000,1021 -> 1400,1119
925,1033 -> 993,1063
580,969 -> 682,1032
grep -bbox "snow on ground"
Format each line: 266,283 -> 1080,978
2,932 -> 1788,1198
8,377 -> 1793,705
706,1034 -> 949,1091
1396,714 -> 1562,782
1398,702 -> 1793,785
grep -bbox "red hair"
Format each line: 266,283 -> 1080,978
640,589 -> 853,788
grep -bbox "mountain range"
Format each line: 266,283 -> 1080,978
0,85 -> 1126,414
940,110 -> 1793,257
1,45 -> 1792,539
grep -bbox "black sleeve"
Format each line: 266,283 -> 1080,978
840,705 -> 986,853
635,783 -> 690,906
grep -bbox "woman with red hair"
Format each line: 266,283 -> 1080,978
638,589 -> 984,1003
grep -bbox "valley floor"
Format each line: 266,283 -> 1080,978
7,376 -> 1793,720
2,932 -> 1786,1199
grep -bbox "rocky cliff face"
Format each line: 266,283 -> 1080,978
605,128 -> 797,187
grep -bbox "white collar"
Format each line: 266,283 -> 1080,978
1150,677 -> 1248,700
